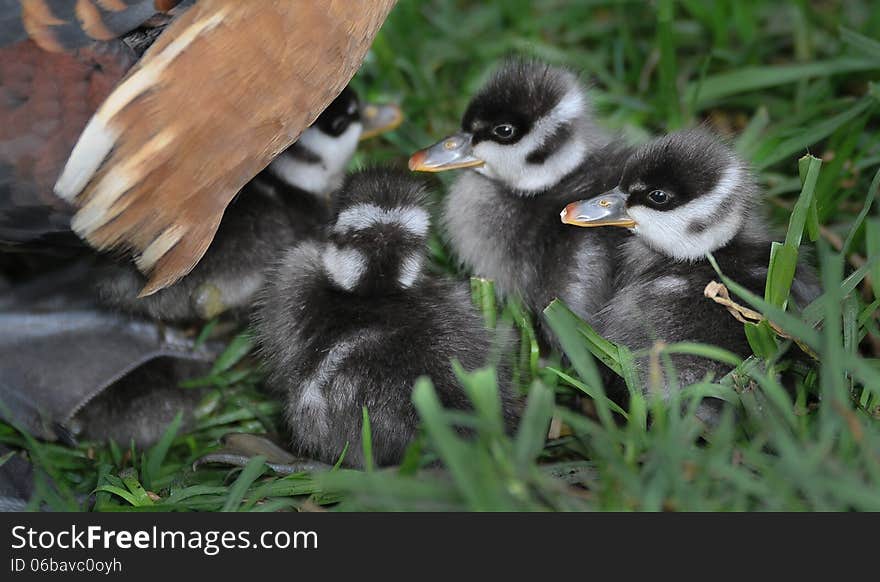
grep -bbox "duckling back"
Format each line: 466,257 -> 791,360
254,168 -> 520,467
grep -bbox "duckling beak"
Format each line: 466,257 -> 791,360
359,102 -> 404,141
560,188 -> 636,228
408,133 -> 485,172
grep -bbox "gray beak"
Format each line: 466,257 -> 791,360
560,187 -> 636,228
408,133 -> 485,172
359,102 -> 403,141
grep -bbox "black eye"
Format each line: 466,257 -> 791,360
491,123 -> 516,140
647,190 -> 669,205
330,116 -> 351,135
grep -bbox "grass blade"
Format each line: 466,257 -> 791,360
685,58 -> 880,108
755,98 -> 874,169
221,456 -> 266,512
840,27 -> 880,60
144,411 -> 183,491
210,332 -> 254,375
513,382 -> 554,471
361,406 -> 374,472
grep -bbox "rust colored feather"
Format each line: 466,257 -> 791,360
54,0 -> 396,295
15,0 -> 176,52
0,38 -> 135,244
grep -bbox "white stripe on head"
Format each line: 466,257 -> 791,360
473,86 -> 589,193
334,204 -> 429,237
322,244 -> 367,291
397,252 -> 424,289
628,164 -> 745,261
268,122 -> 362,195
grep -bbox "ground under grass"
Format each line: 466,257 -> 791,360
2,0 -> 879,511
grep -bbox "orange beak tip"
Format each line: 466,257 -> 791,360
408,151 -> 426,172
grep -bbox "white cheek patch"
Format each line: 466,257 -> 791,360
553,88 -> 587,121
269,122 -> 362,195
629,165 -> 745,260
473,87 -> 588,193
322,245 -> 367,291
299,122 -> 362,175
334,204 -> 429,237
397,253 -> 423,289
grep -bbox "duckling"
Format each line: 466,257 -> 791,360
94,88 -> 402,322
561,128 -> 819,415
409,58 -> 633,342
254,168 -> 519,467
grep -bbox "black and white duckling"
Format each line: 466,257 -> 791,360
94,88 -> 402,322
254,168 -> 519,467
561,128 -> 819,411
409,58 -> 633,336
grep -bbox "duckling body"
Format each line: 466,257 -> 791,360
94,184 -> 306,321
410,59 -> 632,337
443,143 -> 632,323
255,169 -> 518,467
597,236 -> 770,386
562,129 -> 820,410
95,88 -> 395,322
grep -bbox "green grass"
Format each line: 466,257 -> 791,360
3,0 -> 880,511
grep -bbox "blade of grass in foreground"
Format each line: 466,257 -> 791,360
452,364 -> 505,436
543,300 -> 616,427
544,367 -> 629,418
221,456 -> 266,512
411,378 -> 501,510
513,381 -> 554,472
361,407 -> 374,472
143,411 -> 183,491
765,154 -> 822,309
707,254 -> 822,349
470,277 -> 497,329
543,300 -> 622,379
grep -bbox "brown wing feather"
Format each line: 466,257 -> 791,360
56,0 -> 396,295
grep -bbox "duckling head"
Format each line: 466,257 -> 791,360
409,58 -> 603,194
268,87 -> 402,196
561,129 -> 758,260
321,168 -> 431,294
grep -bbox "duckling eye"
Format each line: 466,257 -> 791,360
491,123 -> 517,141
330,116 -> 351,135
647,190 -> 670,205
